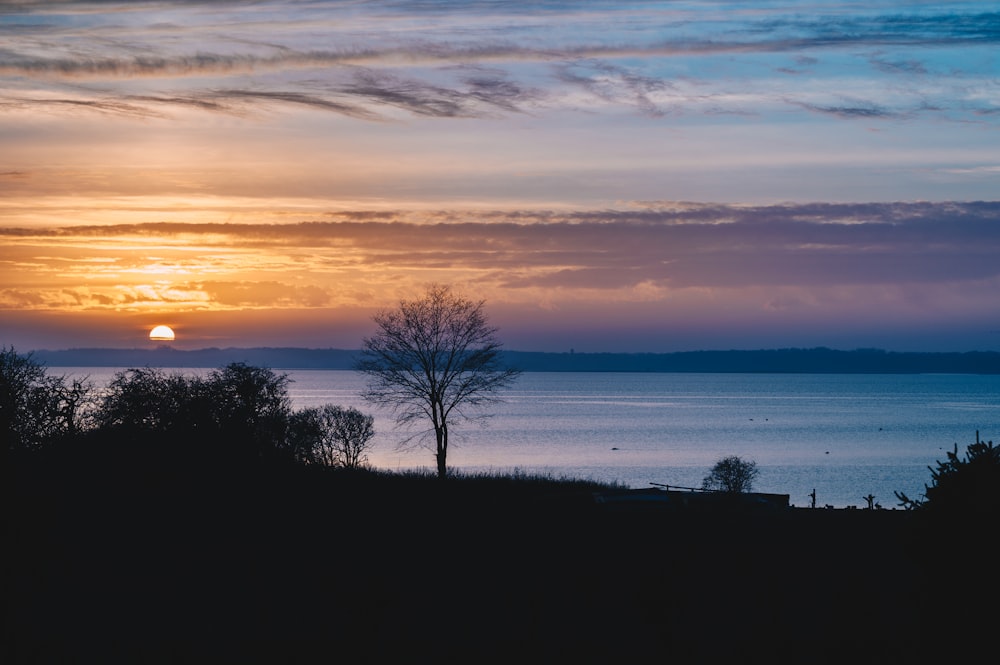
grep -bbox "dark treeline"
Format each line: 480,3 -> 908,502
505,347 -> 1000,373
31,346 -> 361,369
30,345 -> 1000,373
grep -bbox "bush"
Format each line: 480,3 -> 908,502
1,346 -> 94,454
701,455 -> 759,493
204,363 -> 291,461
895,431 -> 1000,513
94,362 -> 293,463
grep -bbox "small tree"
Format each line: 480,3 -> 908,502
895,431 -> 1000,512
2,346 -> 95,455
291,405 -> 375,468
357,284 -> 520,479
702,455 -> 759,493
324,405 -> 375,469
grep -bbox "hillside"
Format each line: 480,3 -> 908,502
6,455 -> 994,664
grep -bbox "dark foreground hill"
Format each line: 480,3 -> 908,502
4,454 -> 993,664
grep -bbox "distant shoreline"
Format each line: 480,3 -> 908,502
27,346 -> 1000,374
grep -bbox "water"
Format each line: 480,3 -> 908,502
54,368 -> 1000,509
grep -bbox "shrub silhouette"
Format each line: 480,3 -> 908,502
94,363 -> 293,464
288,405 -> 375,468
894,432 -> 1000,658
96,367 -> 207,434
895,431 -> 1000,513
1,346 -> 94,457
701,455 -> 759,493
203,362 -> 292,462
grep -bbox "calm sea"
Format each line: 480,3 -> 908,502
54,368 -> 1000,509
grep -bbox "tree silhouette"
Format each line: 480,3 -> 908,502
357,284 -> 520,478
96,367 -> 204,435
895,431 -> 1000,513
286,408 -> 326,465
94,363 -> 292,463
701,455 -> 759,493
204,363 -> 291,461
1,346 -> 94,457
288,405 -> 375,468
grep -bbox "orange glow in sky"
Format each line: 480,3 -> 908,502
1,2 -> 999,352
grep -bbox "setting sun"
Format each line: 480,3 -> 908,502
149,325 -> 176,342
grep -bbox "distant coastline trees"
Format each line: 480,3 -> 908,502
356,284 -> 521,479
28,346 -> 1000,374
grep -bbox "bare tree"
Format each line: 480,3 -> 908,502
2,346 -> 95,454
702,455 -> 759,493
357,284 -> 520,478
291,405 -> 375,468
324,406 -> 375,469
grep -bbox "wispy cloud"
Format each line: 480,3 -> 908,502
794,100 -> 903,119
1,2 -> 996,123
205,88 -> 375,118
3,201 -> 998,313
555,59 -> 670,117
0,94 -> 164,117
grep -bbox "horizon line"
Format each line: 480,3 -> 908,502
23,345 -> 1000,355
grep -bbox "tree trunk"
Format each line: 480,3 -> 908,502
435,422 -> 448,479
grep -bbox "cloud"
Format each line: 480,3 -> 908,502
869,55 -> 929,76
200,280 -> 332,308
458,67 -> 539,112
335,69 -> 498,118
937,166 -> 1000,175
0,93 -> 165,117
4,8 -> 999,77
0,288 -> 47,308
0,278 -> 333,311
206,88 -> 376,118
792,100 -> 902,119
3,201 -> 999,305
2,3 -> 996,123
555,59 -> 670,117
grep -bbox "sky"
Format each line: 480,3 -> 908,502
1,0 -> 998,353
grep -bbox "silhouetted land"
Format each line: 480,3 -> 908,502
5,446 -> 995,664
30,346 -> 1000,373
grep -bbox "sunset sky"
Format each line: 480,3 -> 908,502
2,1 -> 998,353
